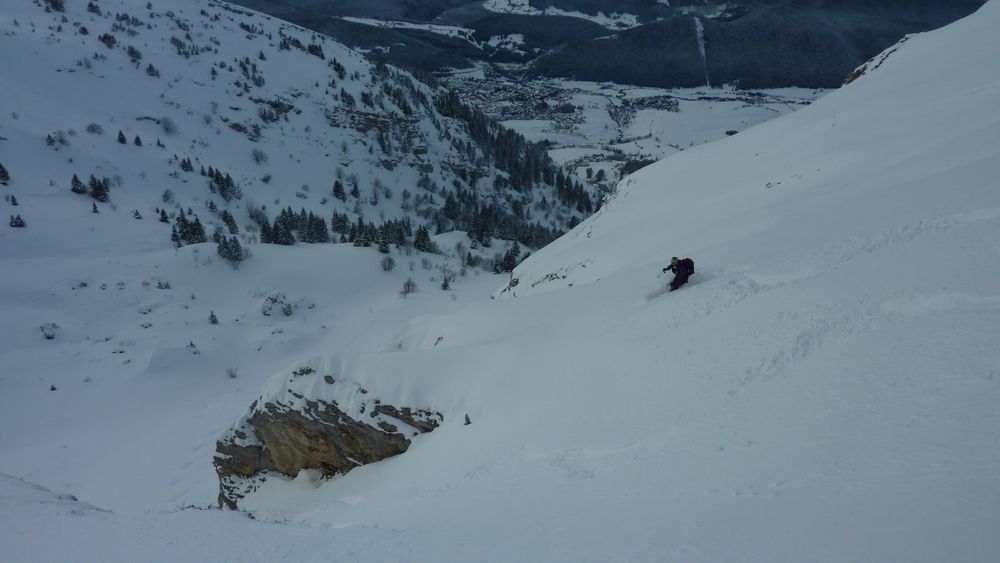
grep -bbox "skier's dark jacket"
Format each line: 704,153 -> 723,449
663,261 -> 692,282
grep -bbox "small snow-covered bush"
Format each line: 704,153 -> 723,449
40,322 -> 60,340
161,116 -> 178,135
381,255 -> 396,272
399,278 -> 417,298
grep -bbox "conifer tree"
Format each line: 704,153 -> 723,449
88,175 -> 109,202
0,163 -> 9,185
117,130 -> 127,144
159,209 -> 169,223
9,214 -> 25,228
259,220 -> 273,244
272,218 -> 294,245
413,225 -> 435,253
221,209 -> 238,234
189,217 -> 207,243
217,236 -> 246,268
70,174 -> 86,194
332,180 -> 346,201
499,240 -> 522,272
91,202 -> 99,214
133,135 -> 142,146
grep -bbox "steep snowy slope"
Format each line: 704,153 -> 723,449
3,1 -> 1000,562
220,2 -> 1000,560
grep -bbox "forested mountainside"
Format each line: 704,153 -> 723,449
233,0 -> 984,88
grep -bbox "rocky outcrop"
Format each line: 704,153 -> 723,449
214,366 -> 442,510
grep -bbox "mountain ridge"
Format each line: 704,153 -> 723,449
234,0 -> 986,88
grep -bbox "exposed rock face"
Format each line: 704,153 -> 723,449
214,367 -> 442,510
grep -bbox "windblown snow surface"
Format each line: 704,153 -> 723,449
3,2 -> 1000,563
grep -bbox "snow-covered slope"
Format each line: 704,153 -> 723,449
0,0 -> 581,259
0,0 -> 558,514
229,2 -> 1000,559
3,1 -> 1000,562
509,5 -> 1000,298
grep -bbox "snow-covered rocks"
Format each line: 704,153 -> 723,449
214,361 -> 442,509
39,322 -> 60,340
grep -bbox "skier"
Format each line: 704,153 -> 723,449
662,256 -> 694,291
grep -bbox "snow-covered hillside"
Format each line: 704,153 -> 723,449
0,0 -> 569,514
3,1 -> 1000,562
0,0 -> 584,259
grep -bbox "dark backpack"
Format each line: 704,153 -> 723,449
682,258 -> 694,275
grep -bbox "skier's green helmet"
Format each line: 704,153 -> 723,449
671,257 -> 679,265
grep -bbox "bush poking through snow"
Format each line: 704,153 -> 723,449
161,117 -> 178,135
261,293 -> 294,317
381,255 -> 396,272
400,278 -> 417,298
40,323 -> 60,340
226,367 -> 238,379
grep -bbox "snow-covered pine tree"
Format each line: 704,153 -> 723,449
272,218 -> 294,245
414,225 -> 435,253
259,220 -> 273,244
221,210 -> 238,234
88,175 -> 109,202
70,174 -> 86,194
189,217 -> 207,244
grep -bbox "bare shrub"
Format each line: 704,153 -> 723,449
399,278 -> 416,297
381,255 -> 396,272
161,116 -> 178,135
